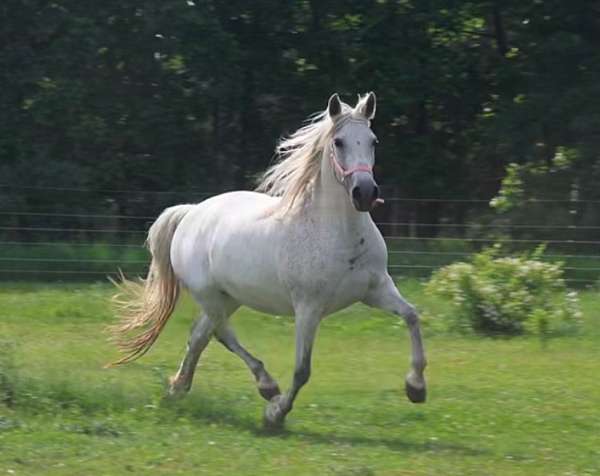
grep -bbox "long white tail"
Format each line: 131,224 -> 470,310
107,204 -> 194,366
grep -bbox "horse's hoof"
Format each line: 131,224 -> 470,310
166,385 -> 186,399
405,380 -> 427,404
166,387 -> 186,400
166,375 -> 190,399
263,395 -> 286,429
258,381 -> 281,402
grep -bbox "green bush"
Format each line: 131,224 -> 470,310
425,247 -> 582,335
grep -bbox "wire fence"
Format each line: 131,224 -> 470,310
1,185 -> 599,287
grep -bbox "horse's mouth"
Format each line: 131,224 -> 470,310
352,197 -> 385,212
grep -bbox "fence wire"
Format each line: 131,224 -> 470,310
1,192 -> 599,286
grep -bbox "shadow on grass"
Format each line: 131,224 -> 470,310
255,426 -> 489,457
161,394 -> 489,458
4,358 -> 487,458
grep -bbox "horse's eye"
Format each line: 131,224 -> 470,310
334,138 -> 343,148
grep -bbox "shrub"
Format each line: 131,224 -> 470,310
425,246 -> 582,335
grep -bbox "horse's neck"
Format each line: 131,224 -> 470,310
308,150 -> 371,232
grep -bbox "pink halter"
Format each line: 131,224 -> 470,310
329,143 -> 374,181
329,143 -> 385,206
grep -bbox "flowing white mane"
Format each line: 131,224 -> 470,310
256,95 -> 372,214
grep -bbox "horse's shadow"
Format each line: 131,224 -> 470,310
255,426 -> 488,457
160,394 -> 488,458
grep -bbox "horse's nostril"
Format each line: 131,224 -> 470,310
373,185 -> 380,200
352,186 -> 361,202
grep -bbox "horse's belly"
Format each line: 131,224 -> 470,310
322,271 -> 372,315
219,271 -> 294,316
213,242 -> 294,315
228,286 -> 294,316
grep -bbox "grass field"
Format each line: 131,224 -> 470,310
1,280 -> 599,475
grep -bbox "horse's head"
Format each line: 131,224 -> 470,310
327,92 -> 382,212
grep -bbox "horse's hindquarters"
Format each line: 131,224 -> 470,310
170,191 -> 294,315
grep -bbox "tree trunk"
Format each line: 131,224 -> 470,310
492,3 -> 508,56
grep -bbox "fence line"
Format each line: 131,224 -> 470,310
0,257 -> 148,264
388,264 -> 600,272
377,222 -> 600,230
1,241 -> 599,263
0,269 -> 136,275
0,241 -> 143,248
1,194 -> 599,285
0,245 -> 600,264
0,268 -> 590,284
1,222 -> 597,233
0,226 -> 147,234
3,234 -> 600,246
0,211 -> 155,220
4,211 -> 600,231
384,197 -> 600,204
0,184 -> 220,195
386,236 -> 600,245
388,250 -> 600,260
4,184 -> 600,204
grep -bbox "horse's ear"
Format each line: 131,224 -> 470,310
327,93 -> 342,119
356,91 -> 376,120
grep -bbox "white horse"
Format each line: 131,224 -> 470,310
110,92 -> 427,427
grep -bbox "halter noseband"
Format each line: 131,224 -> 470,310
329,143 -> 374,182
329,142 -> 385,206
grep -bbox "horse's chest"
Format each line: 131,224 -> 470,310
282,231 -> 376,307
286,228 -> 371,270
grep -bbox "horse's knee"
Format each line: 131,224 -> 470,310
294,365 -> 311,388
399,305 -> 419,326
215,335 -> 234,352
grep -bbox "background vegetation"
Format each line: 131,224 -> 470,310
426,247 -> 582,335
2,0 -> 600,237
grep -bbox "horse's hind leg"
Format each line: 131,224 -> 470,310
215,324 -> 281,401
168,295 -> 239,396
168,312 -> 218,396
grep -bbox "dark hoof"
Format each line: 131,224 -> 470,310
258,383 -> 281,402
263,413 -> 285,431
263,395 -> 286,429
405,381 -> 427,403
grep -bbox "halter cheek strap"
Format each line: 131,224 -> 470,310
329,143 -> 373,181
329,143 -> 385,206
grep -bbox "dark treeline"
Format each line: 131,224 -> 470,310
1,0 -> 599,241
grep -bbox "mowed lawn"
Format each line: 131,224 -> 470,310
1,281 -> 599,476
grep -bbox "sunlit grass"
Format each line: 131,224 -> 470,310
1,281 -> 599,475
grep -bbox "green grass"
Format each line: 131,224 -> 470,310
1,281 -> 599,475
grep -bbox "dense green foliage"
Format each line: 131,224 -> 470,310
1,282 -> 600,475
2,1 -> 600,233
426,247 -> 582,335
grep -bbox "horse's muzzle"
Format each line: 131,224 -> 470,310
350,173 -> 380,212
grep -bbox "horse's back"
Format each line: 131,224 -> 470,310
170,190 -> 279,270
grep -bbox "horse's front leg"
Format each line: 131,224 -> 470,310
364,275 -> 427,403
264,308 -> 320,428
